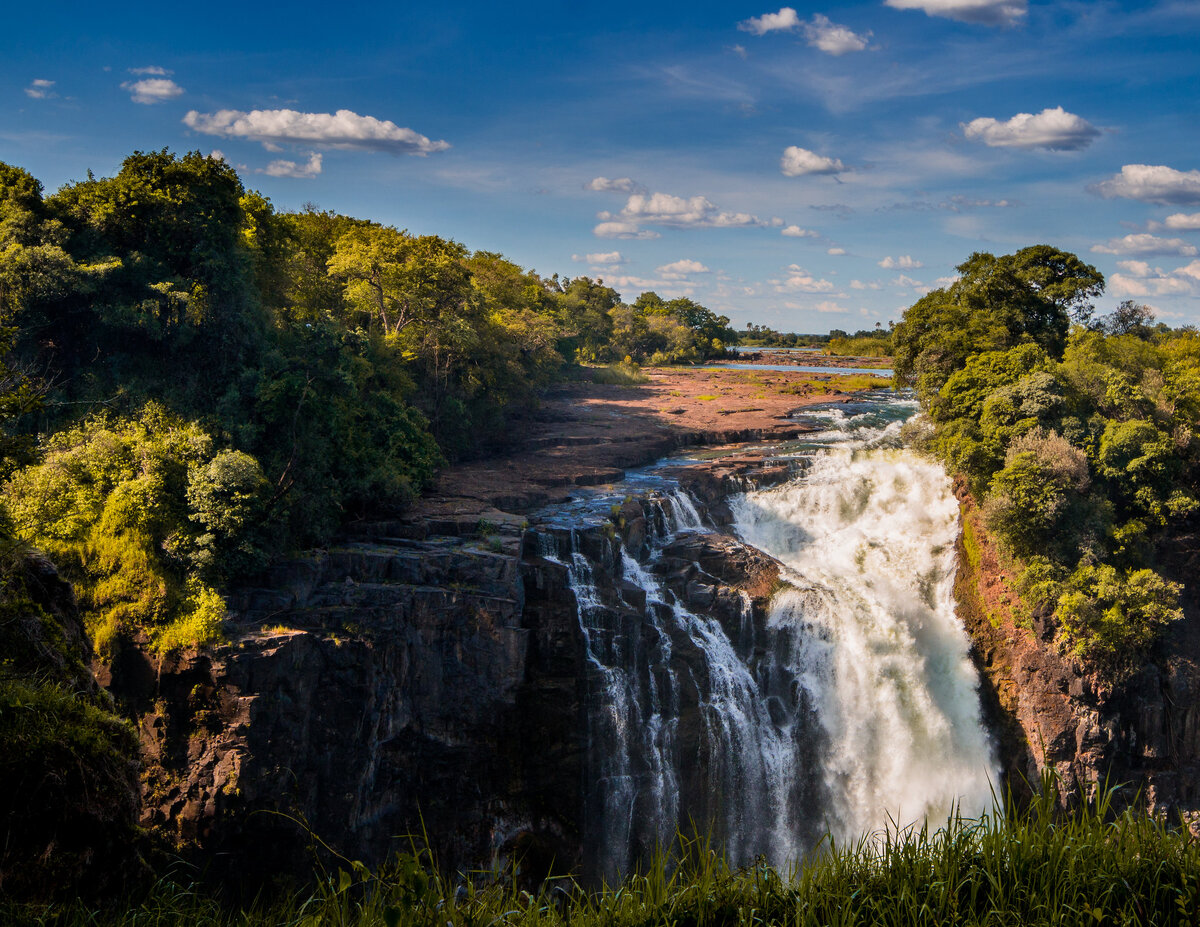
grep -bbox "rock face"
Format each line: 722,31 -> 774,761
955,487 -> 1200,823
105,525 -> 588,886
104,458 -> 791,886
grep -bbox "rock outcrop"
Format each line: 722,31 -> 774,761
955,486 -> 1200,824
102,456 -> 791,886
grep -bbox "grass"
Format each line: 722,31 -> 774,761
589,362 -> 649,386
9,778 -> 1200,925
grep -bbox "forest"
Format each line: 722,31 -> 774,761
0,150 -> 737,655
893,245 -> 1198,676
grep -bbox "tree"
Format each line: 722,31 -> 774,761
892,246 -> 1104,399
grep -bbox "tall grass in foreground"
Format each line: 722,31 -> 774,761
8,781 -> 1200,926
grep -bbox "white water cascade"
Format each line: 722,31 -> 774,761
731,415 -> 998,844
545,394 -> 998,880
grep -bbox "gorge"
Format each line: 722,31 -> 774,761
92,381 -> 1200,892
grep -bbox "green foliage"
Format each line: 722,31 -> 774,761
1,404 -> 261,652
828,333 -> 891,356
590,361 -> 650,385
1057,565 -> 1183,671
893,245 -> 1103,400
897,245 -> 1199,674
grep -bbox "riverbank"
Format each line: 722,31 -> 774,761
400,365 -> 889,526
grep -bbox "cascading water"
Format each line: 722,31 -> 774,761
543,392 -> 997,880
732,402 -> 997,844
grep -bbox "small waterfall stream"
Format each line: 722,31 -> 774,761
543,392 -> 997,880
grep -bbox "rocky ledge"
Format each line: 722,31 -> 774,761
101,452 -> 792,887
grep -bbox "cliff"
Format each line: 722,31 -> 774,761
954,481 -> 1200,826
99,453 -> 796,887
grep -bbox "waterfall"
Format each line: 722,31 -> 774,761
544,394 -> 997,879
732,442 -> 997,843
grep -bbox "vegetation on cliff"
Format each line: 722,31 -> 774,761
894,245 -> 1195,675
0,151 -> 737,652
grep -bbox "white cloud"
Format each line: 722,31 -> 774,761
780,146 -> 845,177
781,264 -> 835,292
586,176 -> 646,194
827,247 -> 847,255
122,78 -> 184,104
593,221 -> 661,240
893,274 -> 925,288
183,108 -> 450,154
24,79 -> 55,99
658,259 -> 711,279
573,251 -> 626,265
813,301 -> 849,313
850,280 -> 882,290
879,255 -> 923,269
128,65 -> 170,76
1164,212 -> 1200,230
262,152 -> 322,179
933,275 -> 961,288
738,7 -> 801,34
883,0 -> 1026,26
1092,164 -> 1200,206
803,14 -> 871,55
598,191 -> 766,236
1109,259 -> 1200,297
1092,233 -> 1197,257
962,106 -> 1099,151
781,224 -> 818,238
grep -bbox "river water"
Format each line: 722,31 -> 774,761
543,391 -> 997,879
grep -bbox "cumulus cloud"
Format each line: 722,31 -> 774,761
183,108 -> 450,155
738,7 -> 801,34
1163,212 -> 1200,230
884,0 -> 1026,25
123,77 -> 184,104
827,247 -> 847,255
262,152 -> 323,179
780,264 -> 835,293
781,224 -> 818,238
572,251 -> 625,265
892,274 -> 925,288
596,191 -> 765,237
1109,259 -> 1200,297
24,78 -> 55,99
962,106 -> 1099,151
879,255 -> 923,269
129,65 -> 170,76
658,259 -> 711,279
1092,164 -> 1200,206
1092,234 -> 1197,257
780,146 -> 845,177
586,176 -> 646,194
850,280 -> 882,290
593,221 -> 661,240
803,14 -> 871,54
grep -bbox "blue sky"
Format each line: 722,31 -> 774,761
4,0 -> 1199,331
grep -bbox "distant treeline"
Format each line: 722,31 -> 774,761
894,245 -> 1198,677
740,323 -> 893,356
0,150 -> 737,653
